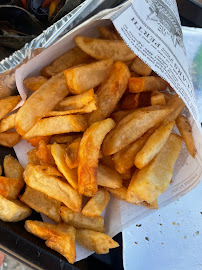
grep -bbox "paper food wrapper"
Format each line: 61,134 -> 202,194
14,0 -> 202,262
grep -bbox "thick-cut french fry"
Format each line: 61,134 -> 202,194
0,194 -> 31,222
113,130 -> 152,173
27,148 -> 40,165
127,134 -> 182,203
75,36 -> 136,61
27,136 -> 51,147
24,164 -> 82,212
78,118 -> 115,197
87,61 -> 130,125
100,155 -> 115,169
107,186 -> 127,201
120,169 -> 132,180
36,165 -> 63,177
51,143 -> 78,189
98,26 -> 119,40
36,140 -> 55,165
65,138 -> 81,169
51,133 -> 81,144
131,57 -> 152,76
64,59 -> 114,94
20,186 -> 61,222
176,115 -> 196,158
81,189 -> 110,217
129,76 -> 168,93
0,96 -> 20,121
135,121 -> 175,169
60,206 -> 104,232
40,46 -> 93,78
15,73 -> 69,136
0,113 -> 16,133
0,132 -> 21,147
4,155 -> 24,180
23,76 -> 48,91
110,110 -> 133,124
151,91 -> 166,106
142,199 -> 158,209
97,164 -> 122,189
165,94 -> 185,121
138,92 -> 151,107
76,229 -> 119,254
0,177 -> 24,199
23,115 -> 87,139
102,106 -> 171,156
120,93 -> 139,110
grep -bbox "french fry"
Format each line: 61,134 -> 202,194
65,138 -> 81,169
0,113 -> 16,133
27,148 -> 40,165
40,46 -> 93,78
15,73 -> 69,136
24,164 -> 82,212
36,165 -> 63,177
107,186 -> 127,201
151,91 -> 166,106
135,121 -> 175,169
97,164 -> 122,189
60,206 -> 104,232
36,140 -> 55,165
102,106 -> 171,155
100,155 -> 115,170
0,132 -> 21,147
176,115 -> 196,158
142,199 -> 158,209
78,118 -> 115,197
131,57 -> 152,76
64,59 -> 114,94
0,177 -> 24,199
76,229 -> 119,254
23,76 -> 48,91
129,76 -> 168,93
0,96 -> 20,121
20,186 -> 61,222
27,136 -> 51,147
75,36 -> 136,61
81,189 -> 110,217
3,155 -> 24,180
165,94 -> 185,121
127,134 -> 182,203
98,26 -> 119,40
110,110 -> 133,124
120,169 -> 132,180
138,92 -> 151,107
51,143 -> 78,189
23,115 -> 87,139
87,61 -> 130,125
120,93 -> 139,110
51,133 -> 81,144
0,194 -> 31,222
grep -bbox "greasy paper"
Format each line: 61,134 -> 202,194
14,0 -> 202,262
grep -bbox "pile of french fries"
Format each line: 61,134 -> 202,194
0,24 -> 197,264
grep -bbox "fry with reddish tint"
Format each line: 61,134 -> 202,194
129,76 -> 168,93
120,93 -> 139,110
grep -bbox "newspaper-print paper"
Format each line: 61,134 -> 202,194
14,0 -> 202,262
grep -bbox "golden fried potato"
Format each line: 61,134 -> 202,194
151,91 -> 166,106
81,189 -> 110,217
23,76 -> 48,91
87,61 -> 130,125
75,36 -> 136,61
102,106 -> 171,155
131,57 -> 152,76
97,164 -> 122,189
24,164 -> 82,212
120,93 -> 140,110
27,136 -> 51,147
20,186 -> 61,222
110,110 -> 134,124
164,94 -> 185,121
0,96 -> 20,121
76,229 -> 119,254
35,165 -> 63,177
78,118 -> 115,197
0,177 -> 24,199
176,115 -> 196,158
98,26 -> 119,40
51,133 -> 81,144
15,73 -> 69,136
0,194 -> 31,222
107,186 -> 127,201
36,140 -> 55,165
27,148 -> 40,165
60,206 -> 104,232
0,113 -> 16,133
4,155 -> 24,180
0,132 -> 21,147
129,76 -> 168,93
65,138 -> 81,169
64,59 -> 114,94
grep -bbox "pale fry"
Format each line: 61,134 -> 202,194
4,155 -> 24,180
20,186 -> 61,222
110,110 -> 133,124
78,118 -> 115,197
151,91 -> 166,106
87,61 -> 130,125
60,206 -> 104,232
52,133 -> 81,144
0,177 -> 24,199
0,194 -> 31,222
0,113 -> 16,133
98,26 -> 119,40
0,96 -> 20,121
176,115 -> 196,158
15,73 -> 69,136
102,106 -> 171,155
131,57 -> 152,76
165,94 -> 185,121
24,164 -> 82,212
23,76 -> 48,91
129,76 -> 168,93
40,46 -> 93,78
135,121 -> 175,169
51,143 -> 78,189
0,132 -> 21,147
81,189 -> 110,217
76,229 -> 119,254
75,36 -> 136,61
107,186 -> 127,201
120,93 -> 139,110
23,115 -> 87,139
65,138 -> 81,169
64,59 -> 114,94
97,164 -> 122,189
127,134 -> 182,203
